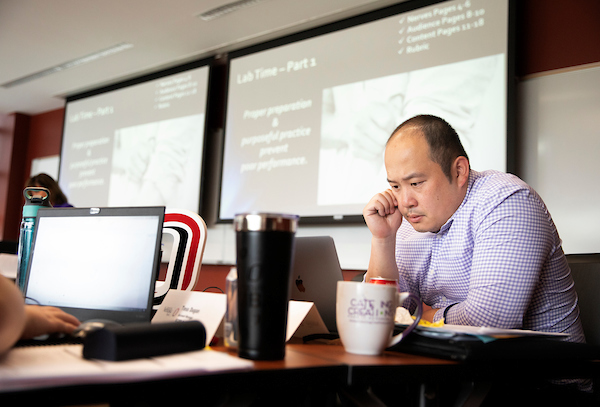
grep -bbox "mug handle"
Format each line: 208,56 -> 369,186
388,292 -> 423,348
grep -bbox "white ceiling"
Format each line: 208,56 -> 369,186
0,0 -> 405,115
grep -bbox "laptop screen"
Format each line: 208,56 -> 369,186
24,206 -> 164,324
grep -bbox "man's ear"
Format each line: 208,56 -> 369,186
454,156 -> 470,188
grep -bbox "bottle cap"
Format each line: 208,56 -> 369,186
22,187 -> 52,217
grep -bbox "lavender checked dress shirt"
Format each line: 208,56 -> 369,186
395,170 -> 585,343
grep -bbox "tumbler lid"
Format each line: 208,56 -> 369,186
233,213 -> 299,232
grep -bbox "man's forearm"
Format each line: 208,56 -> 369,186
365,236 -> 399,282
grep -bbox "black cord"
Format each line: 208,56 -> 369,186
202,286 -> 224,293
23,296 -> 41,305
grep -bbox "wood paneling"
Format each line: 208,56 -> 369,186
192,264 -> 365,293
26,108 -> 65,179
515,0 -> 600,76
0,113 -> 30,241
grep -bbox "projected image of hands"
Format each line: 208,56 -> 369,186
318,54 -> 503,206
108,114 -> 204,209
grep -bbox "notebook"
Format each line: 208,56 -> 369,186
288,236 -> 344,333
390,326 -> 599,362
23,206 -> 165,325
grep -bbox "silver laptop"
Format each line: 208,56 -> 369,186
289,236 -> 344,333
23,206 -> 164,325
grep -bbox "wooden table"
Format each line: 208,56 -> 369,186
1,341 -> 597,406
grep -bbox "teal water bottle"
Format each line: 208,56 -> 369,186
16,187 -> 52,293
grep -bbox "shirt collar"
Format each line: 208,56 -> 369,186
436,170 -> 477,235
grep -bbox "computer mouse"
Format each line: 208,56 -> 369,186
73,319 -> 122,339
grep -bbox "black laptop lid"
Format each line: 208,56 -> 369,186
23,206 -> 164,324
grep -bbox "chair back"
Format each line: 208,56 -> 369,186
568,254 -> 600,346
154,209 -> 207,309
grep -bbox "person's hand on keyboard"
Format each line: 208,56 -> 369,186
21,305 -> 81,340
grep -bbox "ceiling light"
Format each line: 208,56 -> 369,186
1,42 -> 133,89
197,0 -> 266,21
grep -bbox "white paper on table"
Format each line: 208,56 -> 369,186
416,324 -> 570,338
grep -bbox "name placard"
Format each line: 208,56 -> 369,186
287,300 -> 329,341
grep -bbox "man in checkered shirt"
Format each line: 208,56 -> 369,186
362,114 -> 592,402
363,114 -> 583,340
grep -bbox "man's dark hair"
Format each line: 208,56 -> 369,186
388,115 -> 469,182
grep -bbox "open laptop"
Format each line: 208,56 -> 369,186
288,236 -> 344,333
23,206 -> 164,325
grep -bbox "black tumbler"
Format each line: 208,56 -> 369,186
234,213 -> 299,360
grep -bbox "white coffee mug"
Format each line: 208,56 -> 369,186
336,281 -> 422,355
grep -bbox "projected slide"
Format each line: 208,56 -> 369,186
220,0 -> 509,220
59,65 -> 210,212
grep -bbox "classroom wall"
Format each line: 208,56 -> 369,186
518,65 -> 600,255
1,0 -> 599,271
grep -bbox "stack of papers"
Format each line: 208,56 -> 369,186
415,324 -> 569,340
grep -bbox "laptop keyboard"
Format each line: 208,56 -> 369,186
15,334 -> 83,347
